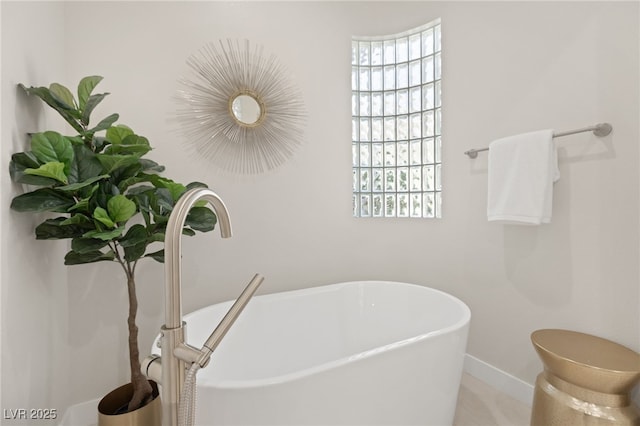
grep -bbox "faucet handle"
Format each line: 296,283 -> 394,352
196,273 -> 264,367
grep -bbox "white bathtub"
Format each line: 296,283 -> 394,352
158,280 -> 471,425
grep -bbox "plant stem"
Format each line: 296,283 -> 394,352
125,270 -> 153,412
109,242 -> 153,411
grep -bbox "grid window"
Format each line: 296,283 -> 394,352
352,20 -> 442,218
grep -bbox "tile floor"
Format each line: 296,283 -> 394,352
454,373 -> 532,426
60,373 -> 531,426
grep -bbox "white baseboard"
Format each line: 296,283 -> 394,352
464,354 -> 535,407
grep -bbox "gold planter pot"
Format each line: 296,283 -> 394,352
98,381 -> 161,426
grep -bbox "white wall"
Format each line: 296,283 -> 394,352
1,0 -> 638,418
1,2 -> 70,424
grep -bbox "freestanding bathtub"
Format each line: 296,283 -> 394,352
155,280 -> 471,425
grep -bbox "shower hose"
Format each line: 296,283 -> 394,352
178,362 -> 201,426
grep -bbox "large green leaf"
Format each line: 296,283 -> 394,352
130,190 -> 152,226
9,152 -> 58,186
77,76 -> 103,111
111,163 -> 144,189
93,181 -> 120,211
104,134 -> 151,156
10,188 -> 75,212
185,207 -> 217,232
126,185 -> 155,196
139,159 -> 165,173
186,181 -> 209,190
96,154 -> 141,174
71,237 -> 109,254
35,217 -> 85,240
20,84 -> 57,106
19,84 -> 84,133
151,188 -> 174,215
118,224 -> 154,262
49,83 -> 77,110
82,226 -> 125,241
140,208 -> 151,228
119,224 -> 147,247
145,249 -> 164,263
118,174 -> 151,193
68,197 -> 90,214
107,195 -> 136,223
87,113 -> 118,134
119,171 -> 181,194
152,177 -> 186,202
24,162 -> 68,184
124,241 -> 147,262
56,175 -> 108,192
11,151 -> 39,168
93,206 -> 115,228
123,134 -> 149,146
66,136 -> 84,145
106,125 -> 133,145
148,231 -> 165,243
64,249 -> 115,265
81,92 -> 108,125
68,144 -> 103,184
30,132 -> 74,172
60,214 -> 93,227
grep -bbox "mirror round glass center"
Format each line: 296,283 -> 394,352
231,94 -> 262,125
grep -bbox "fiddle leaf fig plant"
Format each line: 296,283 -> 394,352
9,76 -> 216,412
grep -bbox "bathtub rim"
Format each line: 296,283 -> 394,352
176,280 -> 471,390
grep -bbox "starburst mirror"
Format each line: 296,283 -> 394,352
175,39 -> 306,174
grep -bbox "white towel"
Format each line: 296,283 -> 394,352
487,129 -> 560,225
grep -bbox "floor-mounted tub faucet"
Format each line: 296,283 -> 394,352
143,187 -> 264,426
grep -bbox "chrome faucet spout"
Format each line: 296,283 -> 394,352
164,188 -> 232,330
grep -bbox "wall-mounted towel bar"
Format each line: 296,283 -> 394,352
464,122 -> 613,159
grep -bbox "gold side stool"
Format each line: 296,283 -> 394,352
531,329 -> 640,426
